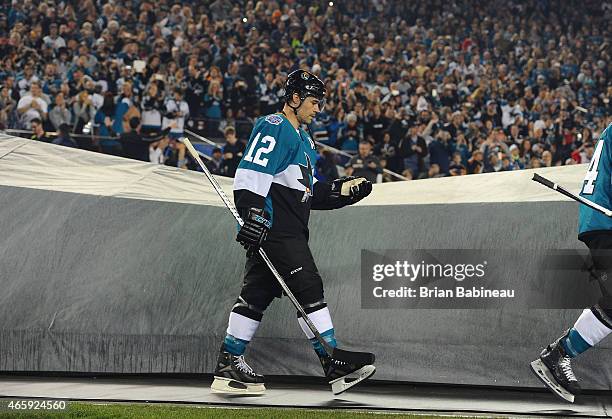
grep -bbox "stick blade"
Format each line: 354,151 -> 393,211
331,347 -> 375,365
532,173 -> 555,189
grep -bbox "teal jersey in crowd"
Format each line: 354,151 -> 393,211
233,113 -> 319,235
579,123 -> 612,238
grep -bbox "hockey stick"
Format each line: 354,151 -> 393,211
532,173 -> 612,217
181,136 -> 374,365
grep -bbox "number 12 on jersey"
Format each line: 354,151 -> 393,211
244,133 -> 277,167
582,139 -> 605,195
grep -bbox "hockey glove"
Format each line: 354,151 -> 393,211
236,207 -> 271,257
330,176 -> 372,205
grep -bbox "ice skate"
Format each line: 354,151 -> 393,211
530,332 -> 581,403
211,349 -> 265,395
320,354 -> 376,395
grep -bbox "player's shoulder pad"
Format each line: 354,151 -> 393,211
264,114 -> 283,125
254,114 -> 284,134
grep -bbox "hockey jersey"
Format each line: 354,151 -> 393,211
579,123 -> 612,238
234,113 -> 329,237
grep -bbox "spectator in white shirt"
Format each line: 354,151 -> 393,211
163,88 -> 190,139
17,82 -> 48,129
42,23 -> 66,51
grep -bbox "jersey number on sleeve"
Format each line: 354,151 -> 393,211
581,139 -> 605,195
244,133 -> 277,167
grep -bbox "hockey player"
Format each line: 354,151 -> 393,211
531,123 -> 612,403
211,69 -> 375,395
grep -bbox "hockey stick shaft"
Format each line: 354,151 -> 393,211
532,173 -> 612,217
181,137 -> 335,356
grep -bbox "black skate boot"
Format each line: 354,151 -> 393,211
530,331 -> 581,403
319,354 -> 376,395
211,348 -> 265,395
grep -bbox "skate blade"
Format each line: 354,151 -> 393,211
530,359 -> 575,403
330,364 -> 376,395
210,376 -> 265,395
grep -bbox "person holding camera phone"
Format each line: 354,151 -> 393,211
163,88 -> 190,140
141,82 -> 165,136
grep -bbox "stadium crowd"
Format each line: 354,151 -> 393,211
0,0 -> 610,181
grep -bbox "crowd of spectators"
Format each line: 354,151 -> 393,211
0,0 -> 610,181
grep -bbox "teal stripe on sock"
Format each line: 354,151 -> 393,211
561,328 -> 591,358
311,328 -> 336,357
224,334 -> 249,356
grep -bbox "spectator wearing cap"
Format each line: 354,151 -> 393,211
346,141 -> 383,184
221,126 -> 245,178
337,113 -> 363,152
508,144 -> 525,169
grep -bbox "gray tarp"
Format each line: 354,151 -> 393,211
1,136 -> 611,389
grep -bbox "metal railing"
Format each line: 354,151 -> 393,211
3,128 -> 118,141
2,127 -> 407,181
313,140 -> 408,181
1,128 -> 214,162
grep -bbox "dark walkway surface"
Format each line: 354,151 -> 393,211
1,375 -> 611,417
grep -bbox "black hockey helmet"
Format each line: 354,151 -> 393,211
284,69 -> 326,111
